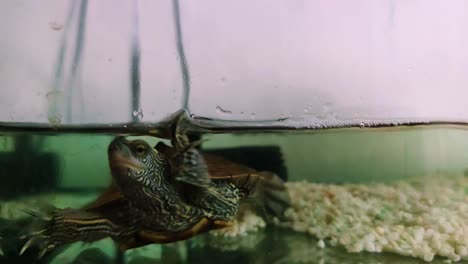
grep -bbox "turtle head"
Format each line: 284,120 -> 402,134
108,137 -> 165,187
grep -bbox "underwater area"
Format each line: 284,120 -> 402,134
1,125 -> 468,263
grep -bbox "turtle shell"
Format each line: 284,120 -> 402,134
82,151 -> 261,250
82,134 -> 292,250
85,152 -> 260,211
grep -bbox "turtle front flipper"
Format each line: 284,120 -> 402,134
174,147 -> 211,187
156,141 -> 212,188
20,208 -> 130,259
160,111 -> 212,188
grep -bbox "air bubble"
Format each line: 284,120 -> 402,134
132,109 -> 144,120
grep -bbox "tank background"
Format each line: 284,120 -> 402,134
0,128 -> 465,190
62,128 -> 468,187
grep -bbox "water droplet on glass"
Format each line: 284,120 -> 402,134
132,109 -> 144,119
215,106 -> 232,115
49,21 -> 63,31
48,115 -> 62,126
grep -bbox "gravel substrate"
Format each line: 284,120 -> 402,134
209,174 -> 468,262
210,208 -> 266,238
278,174 -> 468,262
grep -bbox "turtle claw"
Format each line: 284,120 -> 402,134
0,236 -> 3,256
19,237 -> 35,255
38,244 -> 55,259
19,231 -> 56,258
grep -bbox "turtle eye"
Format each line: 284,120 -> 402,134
134,144 -> 148,156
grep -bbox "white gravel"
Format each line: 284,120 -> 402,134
210,207 -> 266,237
276,174 -> 468,262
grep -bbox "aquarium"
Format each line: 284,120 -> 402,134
2,0 -> 468,263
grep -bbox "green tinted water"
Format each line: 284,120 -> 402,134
1,127 -> 468,263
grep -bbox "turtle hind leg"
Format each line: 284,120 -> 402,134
253,171 -> 291,221
20,208 -> 129,259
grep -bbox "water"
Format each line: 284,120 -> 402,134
1,120 -> 468,263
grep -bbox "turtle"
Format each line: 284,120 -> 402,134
20,124 -> 290,258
